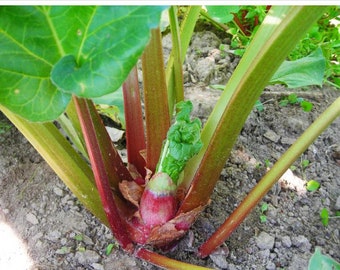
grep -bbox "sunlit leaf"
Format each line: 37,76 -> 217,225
0,6 -> 166,121
270,47 -> 325,88
308,247 -> 340,270
206,6 -> 240,24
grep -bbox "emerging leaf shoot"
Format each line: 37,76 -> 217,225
156,100 -> 203,185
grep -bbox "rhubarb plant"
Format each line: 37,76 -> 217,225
1,6 -> 339,269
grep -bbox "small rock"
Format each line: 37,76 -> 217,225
292,235 -> 311,252
281,236 -> 292,248
26,212 -> 39,225
46,230 -> 61,242
209,246 -> 229,269
91,263 -> 104,270
335,196 -> 340,210
288,253 -> 309,270
280,137 -> 296,145
60,238 -> 68,245
32,232 -> 44,241
55,246 -> 71,255
75,250 -> 100,265
195,57 -> 215,83
259,249 -> 270,259
266,261 -> 276,270
106,127 -> 125,142
264,130 -> 280,143
53,186 -> 63,196
209,253 -> 229,269
256,231 -> 275,250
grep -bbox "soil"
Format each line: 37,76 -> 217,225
1,31 -> 340,270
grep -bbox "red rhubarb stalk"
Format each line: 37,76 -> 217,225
74,97 -> 133,252
123,66 -> 146,178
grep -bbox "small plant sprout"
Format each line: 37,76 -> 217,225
306,180 -> 321,192
0,120 -> 12,134
301,159 -> 310,169
320,208 -> 329,226
105,243 -> 117,256
74,234 -> 83,241
260,203 -> 269,223
319,208 -> 340,227
279,93 -> 314,112
264,159 -> 271,168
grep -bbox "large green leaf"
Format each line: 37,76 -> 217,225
270,47 -> 326,88
308,247 -> 340,270
205,6 -> 240,23
0,6 -> 166,122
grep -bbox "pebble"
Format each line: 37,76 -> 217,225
209,247 -> 229,269
264,130 -> 280,143
45,230 -> 61,242
91,263 -> 104,270
32,232 -> 44,241
281,235 -> 292,248
256,231 -> 275,250
195,57 -> 215,83
288,254 -> 308,270
335,196 -> 340,210
292,235 -> 311,252
258,249 -> 270,259
280,137 -> 296,145
75,250 -> 100,265
209,253 -> 229,269
53,186 -> 63,196
26,212 -> 39,225
266,261 -> 276,270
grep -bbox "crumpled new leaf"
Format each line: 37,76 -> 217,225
156,101 -> 203,184
0,6 -> 166,121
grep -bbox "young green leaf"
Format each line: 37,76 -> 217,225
156,101 -> 203,185
74,234 -> 83,241
301,159 -> 310,169
255,100 -> 264,112
306,180 -> 320,191
288,93 -> 299,104
301,100 -> 313,112
261,203 -> 268,213
260,203 -> 268,223
320,208 -> 329,226
260,215 -> 267,223
105,243 -> 116,256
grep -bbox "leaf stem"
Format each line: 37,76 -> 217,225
142,28 -> 170,173
73,97 -> 134,252
122,66 -> 146,177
